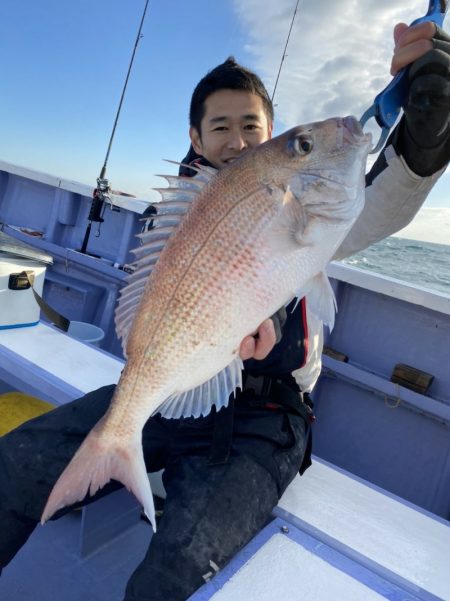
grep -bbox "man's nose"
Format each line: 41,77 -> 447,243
227,129 -> 247,150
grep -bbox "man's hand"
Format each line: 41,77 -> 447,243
391,22 -> 437,75
239,319 -> 276,361
239,307 -> 287,361
391,21 -> 450,176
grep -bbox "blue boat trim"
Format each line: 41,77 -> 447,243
189,517 -> 428,601
0,321 -> 39,330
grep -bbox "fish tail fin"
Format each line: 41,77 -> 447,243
40,425 -> 156,530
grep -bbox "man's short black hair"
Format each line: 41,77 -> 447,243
189,57 -> 274,135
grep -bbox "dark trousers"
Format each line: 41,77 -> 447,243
0,384 -> 308,601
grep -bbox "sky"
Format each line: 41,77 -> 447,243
0,0 -> 448,243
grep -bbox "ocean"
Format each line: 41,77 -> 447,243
341,236 -> 450,296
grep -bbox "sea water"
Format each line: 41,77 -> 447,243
341,236 -> 450,296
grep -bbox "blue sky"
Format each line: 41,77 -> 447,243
0,0 -> 448,220
0,1 -> 250,199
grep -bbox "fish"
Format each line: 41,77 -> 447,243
41,116 -> 371,530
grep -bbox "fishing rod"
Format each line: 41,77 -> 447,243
271,0 -> 302,104
80,0 -> 150,255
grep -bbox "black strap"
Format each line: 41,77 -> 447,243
208,396 -> 235,466
22,271 -> 70,332
242,373 -> 315,424
207,377 -> 314,475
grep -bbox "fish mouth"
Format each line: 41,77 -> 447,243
342,116 -> 371,146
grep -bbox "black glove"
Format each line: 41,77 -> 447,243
393,25 -> 450,176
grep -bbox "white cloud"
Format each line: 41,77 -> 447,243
233,0 -> 435,129
232,1 -> 449,209
395,207 -> 450,245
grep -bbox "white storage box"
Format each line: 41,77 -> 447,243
0,256 -> 47,329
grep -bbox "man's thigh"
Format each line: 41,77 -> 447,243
123,453 -> 279,601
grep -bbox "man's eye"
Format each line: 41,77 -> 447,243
244,124 -> 259,130
213,126 -> 227,132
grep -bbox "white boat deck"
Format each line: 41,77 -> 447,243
277,460 -> 450,599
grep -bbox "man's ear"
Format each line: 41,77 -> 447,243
189,126 -> 203,155
268,122 -> 273,140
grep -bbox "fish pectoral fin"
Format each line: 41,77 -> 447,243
264,186 -> 310,254
157,356 -> 243,419
295,272 -> 337,331
41,426 -> 157,531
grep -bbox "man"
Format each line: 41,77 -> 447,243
0,21 -> 449,601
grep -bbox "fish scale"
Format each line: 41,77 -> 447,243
123,183 -> 274,382
41,116 -> 371,530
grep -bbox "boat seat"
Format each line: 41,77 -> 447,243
0,321 -> 124,405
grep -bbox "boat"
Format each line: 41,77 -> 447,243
0,159 -> 449,600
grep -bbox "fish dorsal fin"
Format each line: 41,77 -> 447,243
115,168 -> 218,355
156,356 -> 243,419
163,159 -> 218,183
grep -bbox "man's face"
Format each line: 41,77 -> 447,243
190,89 -> 273,169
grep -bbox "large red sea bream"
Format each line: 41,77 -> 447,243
42,116 -> 371,529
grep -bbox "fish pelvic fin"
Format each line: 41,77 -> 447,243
40,424 -> 156,531
157,356 -> 243,419
296,271 -> 337,331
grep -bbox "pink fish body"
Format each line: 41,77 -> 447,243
42,116 -> 370,529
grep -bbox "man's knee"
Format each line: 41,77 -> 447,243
0,507 -> 36,567
0,385 -> 116,521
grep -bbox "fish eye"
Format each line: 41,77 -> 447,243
292,135 -> 313,155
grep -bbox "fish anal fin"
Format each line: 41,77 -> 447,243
157,356 -> 243,419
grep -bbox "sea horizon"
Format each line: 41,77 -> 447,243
393,207 -> 450,247
342,235 -> 450,297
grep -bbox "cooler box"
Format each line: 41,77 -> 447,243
0,231 -> 53,329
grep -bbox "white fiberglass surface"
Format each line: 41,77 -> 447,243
0,322 -> 123,393
278,460 -> 450,599
209,534 -> 386,601
327,262 -> 450,316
